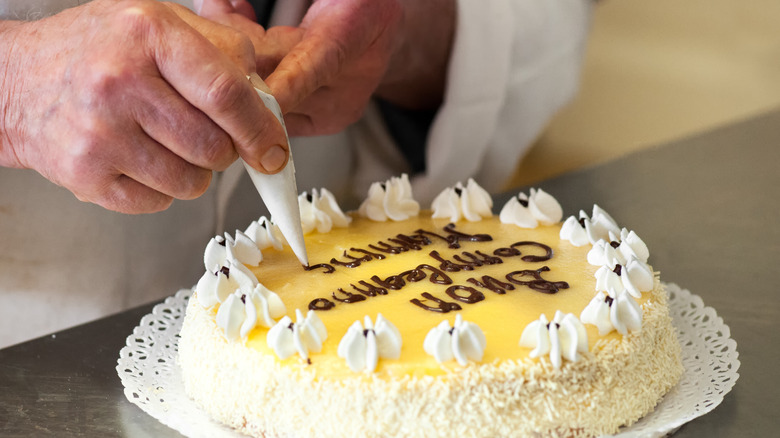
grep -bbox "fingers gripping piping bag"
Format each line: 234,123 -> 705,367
242,73 -> 308,266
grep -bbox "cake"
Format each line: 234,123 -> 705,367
178,175 -> 683,438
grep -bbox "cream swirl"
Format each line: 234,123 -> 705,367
589,205 -> 621,241
358,174 -> 420,222
560,205 -> 620,246
267,309 -> 328,360
559,216 -> 590,246
299,187 -> 352,234
593,256 -> 654,298
244,216 -> 284,251
587,238 -> 621,267
581,288 -> 643,336
228,230 -> 263,267
587,229 -> 650,267
195,267 -> 233,309
214,283 -> 286,341
196,258 -> 258,309
619,228 -> 650,263
519,311 -> 588,370
423,314 -> 486,366
499,188 -> 562,228
337,314 -> 402,372
204,231 -> 263,272
431,178 -> 493,223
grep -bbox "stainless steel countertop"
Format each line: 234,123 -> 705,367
2,108 -> 779,436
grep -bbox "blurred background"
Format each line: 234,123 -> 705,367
509,0 -> 780,187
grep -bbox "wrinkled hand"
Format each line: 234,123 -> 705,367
197,0 -> 403,137
0,0 -> 290,213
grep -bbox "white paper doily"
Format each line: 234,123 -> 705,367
117,283 -> 740,438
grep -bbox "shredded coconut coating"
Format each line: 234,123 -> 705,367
179,277 -> 682,438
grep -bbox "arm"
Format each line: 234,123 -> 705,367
0,0 -> 289,214
0,20 -> 24,167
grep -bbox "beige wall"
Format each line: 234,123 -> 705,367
509,0 -> 780,187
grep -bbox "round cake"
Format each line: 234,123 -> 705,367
178,175 -> 683,438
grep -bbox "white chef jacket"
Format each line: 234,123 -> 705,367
0,0 -> 591,348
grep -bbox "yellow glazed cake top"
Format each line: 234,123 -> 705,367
248,213 -> 628,377
194,178 -> 655,379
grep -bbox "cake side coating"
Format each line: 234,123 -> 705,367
179,276 -> 681,438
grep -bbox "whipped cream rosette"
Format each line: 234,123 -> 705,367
431,178 -> 493,223
358,174 -> 420,221
499,187 -> 563,228
337,314 -> 402,372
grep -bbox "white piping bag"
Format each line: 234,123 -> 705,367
243,73 -> 308,266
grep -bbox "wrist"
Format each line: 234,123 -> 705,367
0,20 -> 27,168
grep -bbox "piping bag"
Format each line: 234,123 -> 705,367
243,72 -> 308,266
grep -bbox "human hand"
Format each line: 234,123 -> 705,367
197,0 -> 403,137
197,0 -> 455,137
0,0 -> 289,213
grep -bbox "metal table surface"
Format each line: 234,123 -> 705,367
2,108 -> 779,437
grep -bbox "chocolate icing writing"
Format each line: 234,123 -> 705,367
308,298 -> 335,311
467,275 -> 515,295
350,280 -> 388,297
492,247 -> 521,258
453,250 -> 503,267
505,266 -> 569,294
413,229 -> 460,248
306,224 -> 494,273
303,217 -> 570,312
332,289 -> 367,303
370,274 -> 407,291
388,234 -> 430,251
367,232 -> 433,255
427,249 -> 504,272
367,241 -> 409,254
351,248 -> 386,260
304,263 -> 336,274
370,264 -> 454,292
510,241 -> 553,262
428,250 -> 469,272
397,269 -> 427,283
410,292 -> 462,313
445,285 -> 485,304
417,264 -> 454,285
329,248 -> 385,268
442,223 -> 492,246
329,257 -> 362,268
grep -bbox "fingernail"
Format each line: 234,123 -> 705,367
260,145 -> 288,173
